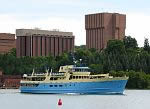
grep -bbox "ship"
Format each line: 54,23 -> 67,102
20,65 -> 128,94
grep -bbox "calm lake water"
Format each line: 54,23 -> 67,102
0,89 -> 150,109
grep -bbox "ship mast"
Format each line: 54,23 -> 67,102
31,69 -> 35,76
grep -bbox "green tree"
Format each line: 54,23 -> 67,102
106,40 -> 126,54
89,64 -> 103,74
123,36 -> 138,49
144,38 -> 150,53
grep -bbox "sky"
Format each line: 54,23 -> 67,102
0,0 -> 150,46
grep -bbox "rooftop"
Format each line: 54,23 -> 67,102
16,29 -> 74,37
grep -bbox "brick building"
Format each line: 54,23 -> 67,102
0,70 -> 21,88
3,78 -> 21,88
1,75 -> 21,88
0,70 -> 3,87
85,12 -> 126,50
16,29 -> 75,57
0,33 -> 16,54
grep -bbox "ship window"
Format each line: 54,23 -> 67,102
21,83 -> 26,86
59,85 -> 63,87
69,76 -> 72,80
33,84 -> 39,87
49,85 -> 53,87
32,78 -> 36,81
54,85 -> 57,87
54,78 -> 58,80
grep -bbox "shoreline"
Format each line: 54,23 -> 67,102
0,87 -> 19,89
0,88 -> 149,90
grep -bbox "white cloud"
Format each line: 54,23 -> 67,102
126,13 -> 150,47
0,14 -> 85,45
1,12 -> 150,47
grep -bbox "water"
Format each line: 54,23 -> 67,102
0,89 -> 150,109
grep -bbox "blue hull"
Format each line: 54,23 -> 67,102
20,80 -> 128,94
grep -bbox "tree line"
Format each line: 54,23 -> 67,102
0,36 -> 150,89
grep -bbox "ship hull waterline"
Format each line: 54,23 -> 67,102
20,79 -> 128,94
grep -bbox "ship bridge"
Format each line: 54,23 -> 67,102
58,65 -> 91,75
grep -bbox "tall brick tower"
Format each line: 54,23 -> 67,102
85,12 -> 126,50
